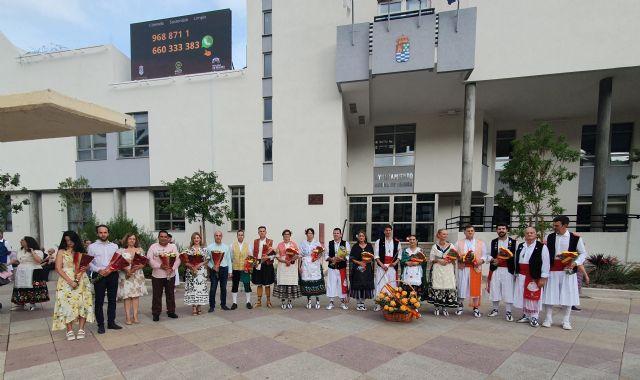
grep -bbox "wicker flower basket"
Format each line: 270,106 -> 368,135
383,310 -> 414,323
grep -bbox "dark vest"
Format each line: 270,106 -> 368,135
515,241 -> 544,280
546,232 -> 580,273
489,237 -> 517,275
328,240 -> 347,270
378,239 -> 400,266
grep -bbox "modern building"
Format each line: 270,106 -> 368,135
1,0 -> 639,261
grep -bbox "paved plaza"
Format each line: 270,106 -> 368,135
0,282 -> 638,380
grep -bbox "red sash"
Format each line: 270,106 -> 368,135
550,259 -> 565,271
519,264 -> 541,301
339,268 -> 348,294
496,260 -> 509,268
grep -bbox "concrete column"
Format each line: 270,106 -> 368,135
591,77 -> 612,232
113,189 -> 123,217
28,191 -> 40,244
460,82 -> 476,228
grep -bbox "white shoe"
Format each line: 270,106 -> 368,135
373,304 -> 382,312
306,301 -> 312,309
66,331 -> 76,341
434,309 -> 440,316
542,320 -> 552,328
505,312 -> 514,322
442,309 -> 449,317
455,308 -> 463,316
340,303 -> 349,310
488,309 -> 498,317
315,301 -> 321,309
326,302 -> 335,310
562,322 -> 573,330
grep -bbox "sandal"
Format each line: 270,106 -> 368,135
125,320 -> 132,325
66,331 -> 76,341
76,329 -> 85,339
192,307 -> 198,316
196,306 -> 202,315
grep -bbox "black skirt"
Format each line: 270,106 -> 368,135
251,263 -> 275,285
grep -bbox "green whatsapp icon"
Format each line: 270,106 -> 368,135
202,35 -> 214,48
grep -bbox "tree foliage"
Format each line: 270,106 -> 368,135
495,124 -> 580,236
0,170 -> 30,227
163,170 -> 232,241
58,177 -> 91,233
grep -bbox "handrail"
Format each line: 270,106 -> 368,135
445,214 -> 640,232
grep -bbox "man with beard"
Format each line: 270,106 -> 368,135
487,223 -> 517,321
88,225 -> 122,333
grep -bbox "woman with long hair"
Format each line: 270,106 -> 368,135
11,236 -> 50,310
183,232 -> 210,315
52,231 -> 95,340
117,233 -> 148,324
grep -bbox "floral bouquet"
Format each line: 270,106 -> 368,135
181,250 -> 205,273
444,249 -> 458,263
560,251 -> 579,274
311,246 -> 324,262
497,247 -> 514,261
285,247 -> 299,266
361,251 -> 374,263
131,253 -> 148,267
336,247 -> 349,259
244,256 -> 256,273
375,282 -> 421,321
91,252 -> 129,283
73,252 -> 94,281
409,251 -> 427,264
463,251 -> 482,273
159,252 -> 178,268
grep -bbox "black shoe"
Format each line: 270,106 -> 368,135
246,302 -> 253,309
221,305 -> 230,311
231,303 -> 238,310
208,307 -> 215,313
152,315 -> 160,322
571,306 -> 582,312
108,323 -> 122,330
97,325 -> 106,334
167,312 -> 178,319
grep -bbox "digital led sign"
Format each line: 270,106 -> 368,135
130,9 -> 232,80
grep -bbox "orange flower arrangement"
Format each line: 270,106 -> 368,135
375,282 -> 421,322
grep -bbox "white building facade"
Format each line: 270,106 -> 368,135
1,0 -> 639,261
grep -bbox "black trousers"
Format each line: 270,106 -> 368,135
92,271 -> 119,327
231,270 -> 252,293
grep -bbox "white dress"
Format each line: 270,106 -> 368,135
402,247 -> 423,286
325,240 -> 350,298
374,239 -> 401,295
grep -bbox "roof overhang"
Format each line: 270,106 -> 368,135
0,89 -> 135,142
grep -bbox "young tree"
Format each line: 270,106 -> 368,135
163,170 -> 232,242
0,170 -> 30,228
495,124 -> 580,237
58,177 -> 91,233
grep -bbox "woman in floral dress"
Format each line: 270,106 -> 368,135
183,232 -> 210,315
117,233 -> 148,324
299,228 -> 326,309
52,231 -> 95,341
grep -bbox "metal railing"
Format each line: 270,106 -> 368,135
445,214 -> 640,233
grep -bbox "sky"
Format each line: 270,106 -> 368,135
0,0 -> 247,68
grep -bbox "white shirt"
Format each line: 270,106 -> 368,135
326,240 -> 351,261
519,241 -> 550,278
88,240 -> 119,272
258,238 -> 267,259
374,239 -> 401,260
463,238 -> 490,262
547,231 -> 588,265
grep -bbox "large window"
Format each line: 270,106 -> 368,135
263,138 -> 273,162
580,123 -> 634,166
378,1 -> 402,14
119,112 -> 149,158
230,186 -> 245,231
495,130 -> 516,171
576,195 -> 628,232
0,196 -> 12,232
77,134 -> 106,161
406,0 -> 423,11
374,125 -> 415,167
68,193 -> 92,232
263,11 -> 272,35
348,193 -> 436,243
263,53 -> 272,78
154,190 -> 185,231
470,197 -> 485,231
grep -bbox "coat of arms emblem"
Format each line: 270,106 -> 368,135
395,35 -> 410,63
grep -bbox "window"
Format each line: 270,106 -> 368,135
264,97 -> 272,121
348,193 -> 436,242
374,125 -> 415,167
470,197 -> 485,231
67,193 -> 92,232
495,130 -> 516,170
263,53 -> 272,78
230,186 -> 245,231
154,190 -> 185,231
263,138 -> 273,162
263,11 -> 272,35
118,112 -> 149,158
0,196 -> 12,232
378,1 -> 402,14
580,123 -> 634,166
482,122 -> 489,166
576,195 -> 628,232
77,134 -> 106,161
406,0 -> 423,11
492,205 -> 511,228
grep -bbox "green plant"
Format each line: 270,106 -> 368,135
585,254 -> 619,270
58,177 -> 91,234
495,124 -> 580,237
79,214 -> 99,242
0,170 -> 30,227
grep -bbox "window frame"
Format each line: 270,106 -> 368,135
374,125 -> 416,167
263,10 -> 272,36
229,186 -> 245,231
263,97 -> 272,121
77,134 -> 107,161
263,138 -> 273,163
263,53 -> 272,78
153,190 -> 185,231
67,192 -> 93,232
118,112 -> 149,159
481,122 -> 489,166
580,123 -> 634,167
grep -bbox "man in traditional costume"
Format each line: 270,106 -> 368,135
230,230 -> 253,309
251,226 -> 275,308
542,215 -> 588,330
373,225 -> 401,312
514,227 -> 550,327
325,228 -> 350,310
455,225 -> 489,317
487,223 -> 517,321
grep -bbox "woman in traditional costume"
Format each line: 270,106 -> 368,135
427,229 -> 458,316
299,228 -> 326,309
349,230 -> 375,311
273,229 -> 301,309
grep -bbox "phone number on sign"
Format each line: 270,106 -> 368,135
151,41 -> 201,55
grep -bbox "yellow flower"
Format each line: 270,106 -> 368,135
400,305 -> 408,311
385,296 -> 391,302
395,293 -> 401,299
410,297 -> 417,304
383,305 -> 389,311
414,302 -> 421,308
390,300 -> 396,307
410,291 -> 417,297
378,292 -> 386,299
401,298 -> 409,305
395,287 -> 401,292
401,290 -> 408,296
